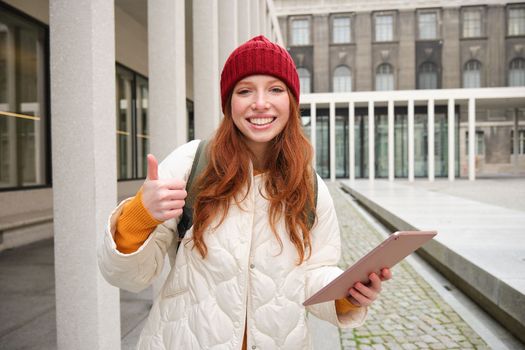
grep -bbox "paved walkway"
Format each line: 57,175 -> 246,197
328,183 -> 490,350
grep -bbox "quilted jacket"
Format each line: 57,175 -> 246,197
98,140 -> 367,349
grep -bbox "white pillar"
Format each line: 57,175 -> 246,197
349,101 -> 355,181
50,1 -> 119,349
448,98 -> 455,181
311,102 -> 317,169
238,0 -> 251,43
194,0 -> 221,139
149,0 -> 187,156
250,0 -> 260,36
388,100 -> 394,181
330,102 -> 336,182
514,109 -> 520,170
428,99 -> 435,182
259,0 -> 267,34
408,99 -> 414,182
468,98 -> 476,181
368,101 -> 375,180
219,0 -> 239,70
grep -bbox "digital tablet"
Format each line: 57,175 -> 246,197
303,230 -> 437,306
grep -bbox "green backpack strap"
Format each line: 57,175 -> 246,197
176,139 -> 209,241
306,167 -> 318,230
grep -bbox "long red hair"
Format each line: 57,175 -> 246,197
191,91 -> 316,264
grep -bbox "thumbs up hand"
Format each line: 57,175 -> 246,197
141,154 -> 187,222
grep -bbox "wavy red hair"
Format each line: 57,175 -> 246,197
190,91 -> 316,264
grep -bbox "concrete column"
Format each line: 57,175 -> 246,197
238,0 -> 251,43
250,0 -> 260,36
259,0 -> 267,35
408,99 -> 414,182
349,101 -> 355,181
313,14 -> 330,92
330,101 -> 336,182
50,1 -> 119,349
388,100 -> 394,181
148,0 -> 187,302
468,98 -> 476,181
442,8 -> 460,88
219,0 -> 238,70
428,99 -> 435,181
448,98 -> 455,180
368,101 -> 375,180
398,11 -> 416,90
514,109 -> 520,169
355,13 -> 372,91
311,102 -> 317,169
194,0 -> 221,139
487,6 -> 505,87
149,0 -> 187,156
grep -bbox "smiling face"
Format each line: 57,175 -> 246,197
230,75 -> 290,158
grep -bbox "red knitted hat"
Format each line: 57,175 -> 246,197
220,35 -> 300,111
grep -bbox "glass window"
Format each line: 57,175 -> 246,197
463,60 -> 481,88
418,12 -> 438,40
375,63 -> 394,91
291,18 -> 310,45
333,16 -> 351,43
116,65 -> 150,180
465,130 -> 485,155
333,65 -> 352,92
418,62 -> 438,89
509,58 -> 525,87
463,8 -> 482,38
298,67 -> 311,93
0,7 -> 49,189
375,14 -> 394,42
508,7 -> 525,36
511,129 -> 525,154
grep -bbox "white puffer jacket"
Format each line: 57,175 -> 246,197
98,140 -> 367,350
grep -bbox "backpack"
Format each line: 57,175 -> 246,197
176,140 -> 318,242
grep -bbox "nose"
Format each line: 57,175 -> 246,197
251,91 -> 270,110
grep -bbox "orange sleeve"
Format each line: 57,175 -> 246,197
335,297 -> 361,315
114,188 -> 163,254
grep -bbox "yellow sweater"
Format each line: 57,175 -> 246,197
114,189 -> 361,349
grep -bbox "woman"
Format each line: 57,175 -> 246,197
98,35 -> 391,349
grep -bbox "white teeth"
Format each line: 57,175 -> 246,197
249,117 -> 274,125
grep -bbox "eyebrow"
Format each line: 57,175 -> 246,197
236,78 -> 284,86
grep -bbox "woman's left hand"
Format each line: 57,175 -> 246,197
346,268 -> 392,307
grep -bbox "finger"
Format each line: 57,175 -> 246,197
368,273 -> 382,292
163,178 -> 187,191
381,268 -> 392,281
354,281 -> 378,300
164,190 -> 188,201
147,154 -> 159,181
165,208 -> 183,219
161,199 -> 185,211
348,287 -> 372,306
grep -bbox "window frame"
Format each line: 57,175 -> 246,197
289,16 -> 312,46
507,4 -> 525,36
463,59 -> 482,88
373,11 -> 397,43
0,2 -> 51,192
332,65 -> 353,92
331,13 -> 353,44
416,9 -> 441,41
375,63 -> 395,91
461,6 -> 485,39
508,57 -> 525,87
297,67 -> 312,93
417,61 -> 440,89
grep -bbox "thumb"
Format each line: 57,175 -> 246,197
146,154 -> 159,180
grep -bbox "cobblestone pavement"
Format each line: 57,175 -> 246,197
328,183 -> 489,350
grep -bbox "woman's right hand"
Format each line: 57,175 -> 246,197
141,154 -> 187,222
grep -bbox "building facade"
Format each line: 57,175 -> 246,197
276,0 -> 525,179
